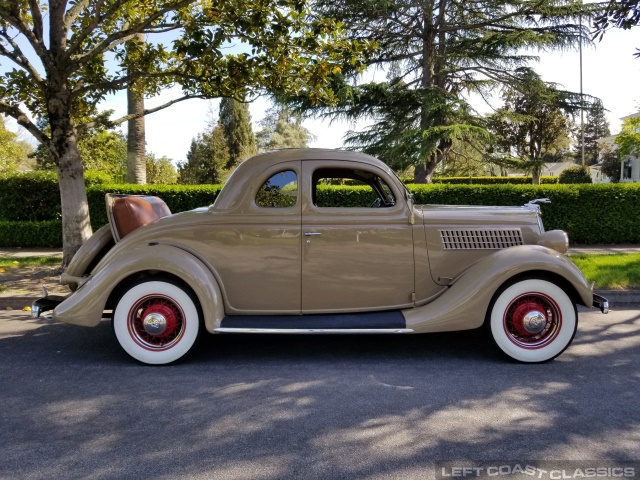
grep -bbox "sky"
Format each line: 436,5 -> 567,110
5,19 -> 640,164
102,25 -> 638,164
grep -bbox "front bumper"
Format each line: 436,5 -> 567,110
592,293 -> 609,314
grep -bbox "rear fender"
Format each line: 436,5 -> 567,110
62,224 -> 114,289
53,244 -> 224,333
403,245 -> 592,333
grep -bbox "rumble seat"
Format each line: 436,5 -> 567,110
106,194 -> 171,241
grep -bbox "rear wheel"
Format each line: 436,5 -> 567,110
113,279 -> 200,365
488,278 -> 577,363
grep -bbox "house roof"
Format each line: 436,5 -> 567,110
542,162 -> 575,175
620,112 -> 640,121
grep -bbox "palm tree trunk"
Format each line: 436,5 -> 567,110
126,33 -> 146,184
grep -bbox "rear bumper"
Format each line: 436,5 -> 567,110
31,294 -> 66,319
592,293 -> 609,314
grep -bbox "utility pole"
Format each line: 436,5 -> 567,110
579,11 -> 585,166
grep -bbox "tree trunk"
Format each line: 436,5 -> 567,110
414,164 -> 428,183
50,117 -> 92,268
126,87 -> 146,183
532,167 -> 541,185
126,33 -> 146,184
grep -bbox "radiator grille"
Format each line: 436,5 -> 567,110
440,229 -> 523,250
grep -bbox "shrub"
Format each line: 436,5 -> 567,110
0,221 -> 62,248
4,178 -> 640,247
427,176 -> 558,185
558,166 -> 592,184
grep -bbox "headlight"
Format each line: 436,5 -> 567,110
537,230 -> 568,254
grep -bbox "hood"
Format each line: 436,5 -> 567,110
418,204 -> 541,227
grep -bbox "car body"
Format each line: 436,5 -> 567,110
33,149 -> 608,364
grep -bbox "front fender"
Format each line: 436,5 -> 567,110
403,245 -> 592,333
53,244 -> 225,333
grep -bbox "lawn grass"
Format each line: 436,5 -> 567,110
568,253 -> 640,290
0,256 -> 61,269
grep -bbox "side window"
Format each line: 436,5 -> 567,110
256,170 -> 298,208
313,168 -> 395,208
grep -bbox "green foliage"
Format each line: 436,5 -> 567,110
0,221 -> 62,248
0,117 -> 32,176
429,176 -> 558,185
409,183 -> 640,243
295,0 -> 596,182
0,0 -> 373,261
574,100 -> 611,165
7,177 -> 640,246
600,149 -> 621,182
33,127 -> 127,179
486,69 -> 577,184
594,0 -> 640,57
256,104 -> 315,151
558,166 -> 592,184
219,98 -> 257,168
146,154 -> 178,184
178,121 -> 230,184
614,116 -> 640,158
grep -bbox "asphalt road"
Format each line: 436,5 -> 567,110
0,307 -> 638,480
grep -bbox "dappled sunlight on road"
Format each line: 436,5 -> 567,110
309,383 -> 567,471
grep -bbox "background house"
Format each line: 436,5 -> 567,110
597,112 -> 640,183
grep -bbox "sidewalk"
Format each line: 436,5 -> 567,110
3,246 -> 640,309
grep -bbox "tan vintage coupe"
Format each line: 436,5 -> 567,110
33,149 -> 608,365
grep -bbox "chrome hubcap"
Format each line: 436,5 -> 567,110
522,311 -> 547,334
143,313 -> 167,335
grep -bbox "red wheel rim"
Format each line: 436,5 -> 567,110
127,294 -> 185,351
503,292 -> 562,349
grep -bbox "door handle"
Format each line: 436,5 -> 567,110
304,232 -> 322,236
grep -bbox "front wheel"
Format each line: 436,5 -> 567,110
113,279 -> 200,365
488,278 -> 577,363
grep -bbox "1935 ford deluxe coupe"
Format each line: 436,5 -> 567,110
33,149 -> 608,365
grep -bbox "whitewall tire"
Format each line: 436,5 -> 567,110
489,278 -> 577,363
113,280 -> 200,365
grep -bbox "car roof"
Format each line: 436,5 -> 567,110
213,149 -> 395,211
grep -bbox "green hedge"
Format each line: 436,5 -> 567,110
427,176 -> 559,185
411,183 -> 640,244
0,221 -> 62,248
2,180 -> 640,247
0,171 -> 112,222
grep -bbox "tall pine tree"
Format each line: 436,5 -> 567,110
219,98 -> 257,169
294,0 -> 599,182
177,121 -> 230,184
574,100 -> 611,166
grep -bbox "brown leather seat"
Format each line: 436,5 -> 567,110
106,194 -> 171,241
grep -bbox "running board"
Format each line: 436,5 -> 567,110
214,328 -> 413,334
219,310 -> 406,330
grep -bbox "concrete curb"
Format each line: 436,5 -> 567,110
2,290 -> 640,312
0,295 -> 39,311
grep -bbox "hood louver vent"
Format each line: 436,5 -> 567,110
440,229 -> 523,250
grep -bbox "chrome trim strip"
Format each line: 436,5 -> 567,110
213,328 -> 414,334
304,232 -> 322,236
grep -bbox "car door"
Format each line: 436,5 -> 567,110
300,161 -> 415,313
204,162 -> 302,314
